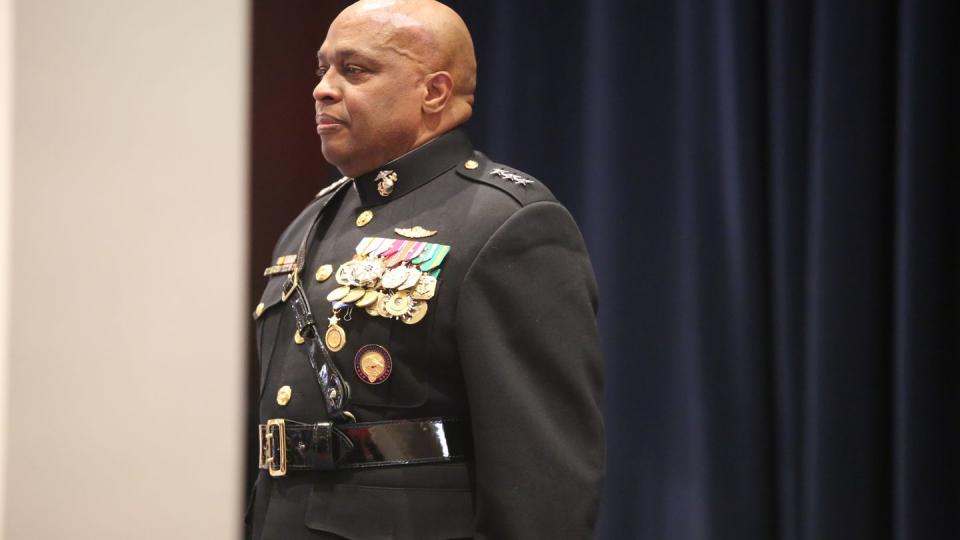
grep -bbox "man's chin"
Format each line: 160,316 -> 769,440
320,143 -> 349,170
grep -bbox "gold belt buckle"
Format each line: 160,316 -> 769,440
258,419 -> 288,477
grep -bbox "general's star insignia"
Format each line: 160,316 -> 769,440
490,168 -> 534,186
394,226 -> 438,239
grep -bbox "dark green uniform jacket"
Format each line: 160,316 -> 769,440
248,129 -> 604,540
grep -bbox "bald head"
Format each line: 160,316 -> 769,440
313,0 -> 478,176
336,0 -> 477,119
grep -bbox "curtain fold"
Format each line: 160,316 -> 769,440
249,1 -> 957,538
452,1 -> 958,537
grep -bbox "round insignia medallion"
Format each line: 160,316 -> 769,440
356,289 -> 379,308
354,344 -> 392,384
326,285 -> 352,302
399,268 -> 422,290
341,287 -> 366,304
381,266 -> 410,289
385,291 -> 412,317
324,324 -> 346,352
402,301 -> 428,325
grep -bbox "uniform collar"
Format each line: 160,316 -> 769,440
352,128 -> 474,208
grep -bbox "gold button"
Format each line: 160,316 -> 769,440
464,159 -> 479,170
315,264 -> 333,282
294,329 -> 305,345
276,385 -> 292,406
356,210 -> 373,227
254,302 -> 265,318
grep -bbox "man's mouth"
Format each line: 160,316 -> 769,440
316,114 -> 345,129
316,114 -> 345,135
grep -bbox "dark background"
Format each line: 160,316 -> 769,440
249,1 -> 959,538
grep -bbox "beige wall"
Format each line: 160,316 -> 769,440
0,0 -> 11,533
3,1 -> 248,539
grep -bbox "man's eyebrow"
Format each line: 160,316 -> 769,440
316,48 -> 369,63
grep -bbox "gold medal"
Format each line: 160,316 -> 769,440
335,262 -> 352,285
354,344 -> 392,384
326,285 -> 351,302
365,305 -> 380,317
381,265 -> 409,289
325,325 -> 346,351
402,301 -> 428,325
356,289 -> 379,308
324,312 -> 346,352
399,267 -> 422,290
385,291 -> 412,317
355,258 -> 386,287
375,292 -> 391,318
411,275 -> 437,300
337,257 -> 385,287
341,287 -> 366,304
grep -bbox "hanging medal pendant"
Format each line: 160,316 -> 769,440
325,309 -> 347,352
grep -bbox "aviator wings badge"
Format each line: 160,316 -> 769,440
394,226 -> 438,239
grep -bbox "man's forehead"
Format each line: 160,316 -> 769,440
318,7 -> 433,64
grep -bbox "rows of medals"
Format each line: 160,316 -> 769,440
322,237 -> 450,352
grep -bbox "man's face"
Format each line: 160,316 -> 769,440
314,12 -> 428,177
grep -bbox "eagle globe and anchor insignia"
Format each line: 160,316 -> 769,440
375,170 -> 398,197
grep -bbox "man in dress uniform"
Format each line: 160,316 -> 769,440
247,1 -> 604,538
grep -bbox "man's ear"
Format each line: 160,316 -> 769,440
423,71 -> 454,114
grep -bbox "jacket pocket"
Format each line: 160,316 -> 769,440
305,483 -> 475,540
255,275 -> 290,394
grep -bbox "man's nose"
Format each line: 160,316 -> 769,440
312,72 -> 340,103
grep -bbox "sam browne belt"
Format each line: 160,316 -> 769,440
258,417 -> 470,477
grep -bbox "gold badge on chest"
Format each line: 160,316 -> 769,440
354,344 -> 392,384
394,226 -> 437,239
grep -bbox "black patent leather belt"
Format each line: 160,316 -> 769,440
258,417 -> 470,477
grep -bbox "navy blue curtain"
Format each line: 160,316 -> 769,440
447,1 -> 959,538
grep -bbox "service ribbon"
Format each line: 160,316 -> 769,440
419,244 -> 450,272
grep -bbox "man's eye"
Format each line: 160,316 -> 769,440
344,65 -> 364,74
316,67 -> 328,78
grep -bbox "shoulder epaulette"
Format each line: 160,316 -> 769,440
454,152 -> 556,206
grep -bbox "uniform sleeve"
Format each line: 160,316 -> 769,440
455,200 -> 605,539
